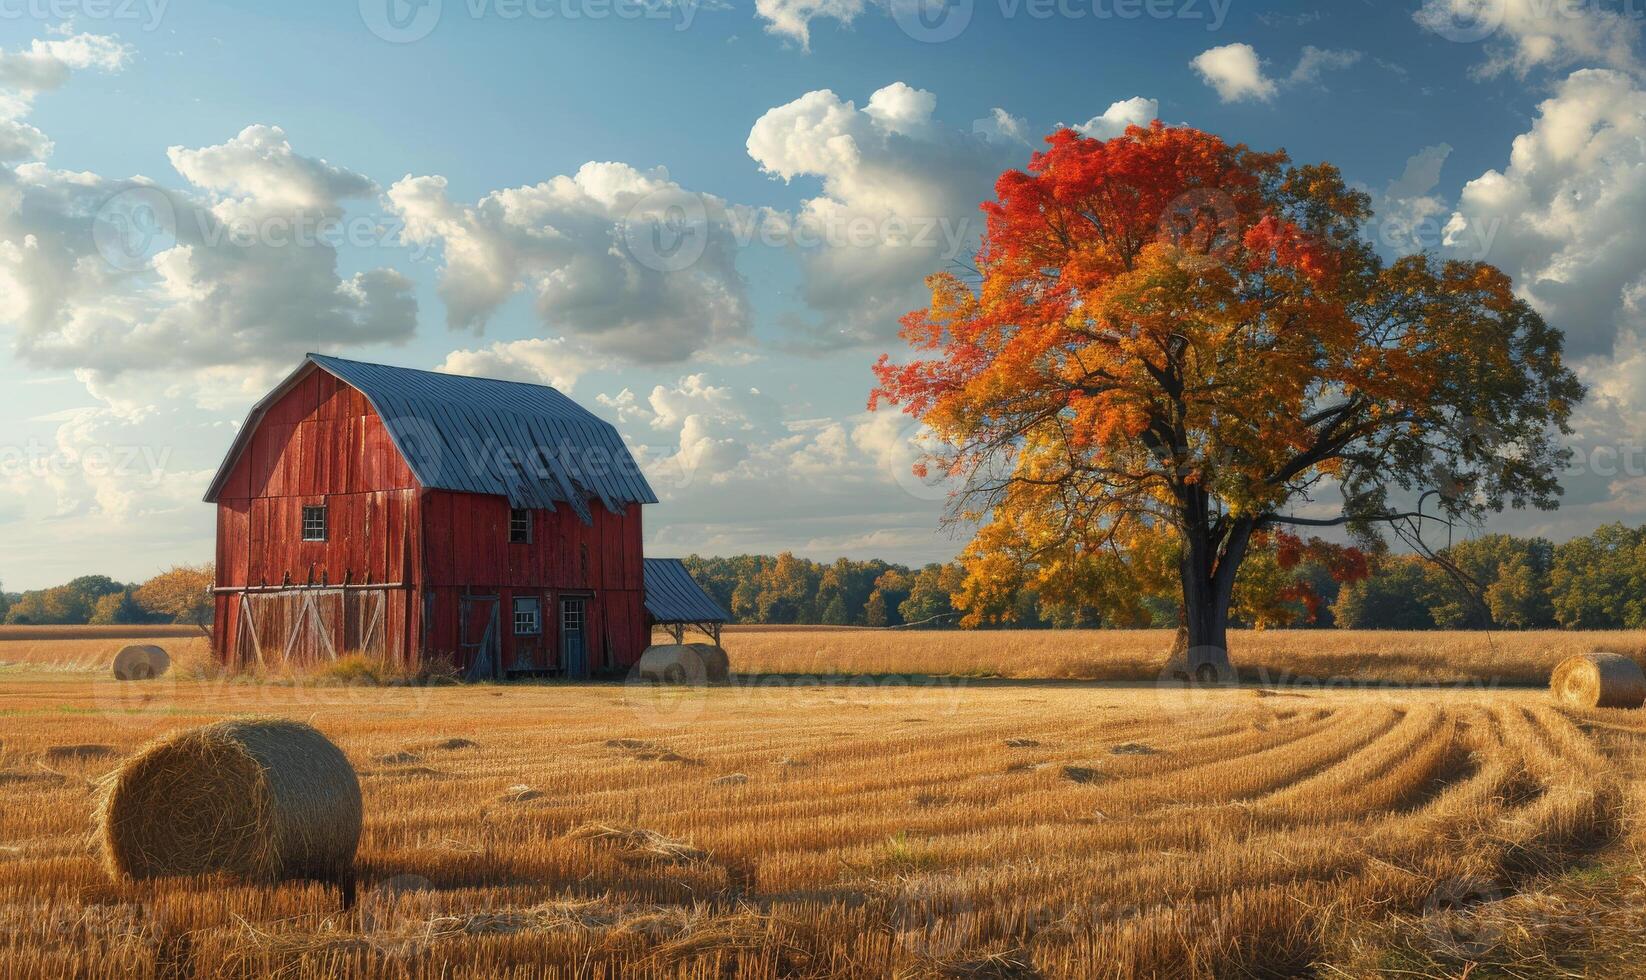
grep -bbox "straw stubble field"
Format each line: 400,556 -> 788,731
2,630 -> 1646,977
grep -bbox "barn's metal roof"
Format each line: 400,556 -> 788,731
203,354 -> 656,519
642,559 -> 727,624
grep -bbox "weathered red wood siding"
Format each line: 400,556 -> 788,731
213,368 -> 423,667
419,491 -> 648,674
214,365 -> 649,676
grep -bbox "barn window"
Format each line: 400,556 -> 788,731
509,508 -> 532,544
301,505 -> 328,542
513,597 -> 541,636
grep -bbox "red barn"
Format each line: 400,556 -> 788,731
203,354 -> 723,680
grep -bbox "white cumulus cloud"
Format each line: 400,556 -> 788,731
0,39 -> 417,394
1191,43 -> 1278,102
1070,96 -> 1159,138
1191,43 -> 1362,103
1446,69 -> 1646,360
746,82 -> 1016,349
387,162 -> 751,363
436,336 -> 598,392
1415,0 -> 1642,77
754,0 -> 865,49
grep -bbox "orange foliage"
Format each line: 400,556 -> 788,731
872,123 -> 1579,639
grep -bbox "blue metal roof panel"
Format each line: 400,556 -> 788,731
310,354 -> 656,514
642,559 -> 728,623
202,354 -> 657,512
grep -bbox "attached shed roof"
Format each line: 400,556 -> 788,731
643,558 -> 728,624
203,354 -> 656,520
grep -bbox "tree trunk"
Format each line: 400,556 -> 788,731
1166,511 -> 1252,684
1178,590 -> 1233,682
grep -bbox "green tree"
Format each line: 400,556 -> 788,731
1486,551 -> 1554,629
756,553 -> 822,624
1446,534 -> 1556,629
1551,524 -> 1646,629
90,590 -> 149,625
820,595 -> 849,625
864,589 -> 889,628
899,563 -> 963,626
1330,557 -> 1441,630
4,574 -> 125,625
872,569 -> 914,626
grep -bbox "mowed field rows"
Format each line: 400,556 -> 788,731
3,663 -> 1646,977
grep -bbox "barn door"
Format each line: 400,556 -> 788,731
236,589 -> 342,670
344,589 -> 387,660
284,589 -> 342,666
459,594 -> 500,682
560,596 -> 587,679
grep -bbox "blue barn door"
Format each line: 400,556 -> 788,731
560,597 -> 587,679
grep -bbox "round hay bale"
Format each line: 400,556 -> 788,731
97,719 -> 361,882
112,644 -> 170,681
1550,652 -> 1646,709
636,643 -> 730,684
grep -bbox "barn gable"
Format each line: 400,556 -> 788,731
205,354 -> 656,521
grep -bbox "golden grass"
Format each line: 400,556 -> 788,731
1,657 -> 1645,977
0,634 -> 211,674
718,627 -> 1646,686
0,625 -> 206,640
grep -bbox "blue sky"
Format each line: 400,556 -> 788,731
2,0 -> 1645,590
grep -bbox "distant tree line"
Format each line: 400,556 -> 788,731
9,524 -> 1645,631
0,565 -> 214,627
684,554 -> 1122,629
1332,524 -> 1646,630
687,523 -> 1646,631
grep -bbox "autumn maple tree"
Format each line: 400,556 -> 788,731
871,123 -> 1582,678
